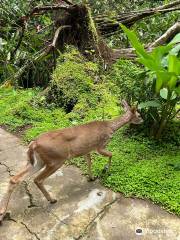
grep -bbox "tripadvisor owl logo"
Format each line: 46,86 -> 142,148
135,228 -> 143,235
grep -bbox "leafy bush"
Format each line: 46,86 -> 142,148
108,59 -> 147,103
121,24 -> 180,138
0,0 -> 54,86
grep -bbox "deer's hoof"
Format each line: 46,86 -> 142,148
50,199 -> 57,204
0,214 -> 4,225
87,177 -> 96,182
102,165 -> 109,173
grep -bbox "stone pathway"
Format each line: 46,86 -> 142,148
0,128 -> 179,240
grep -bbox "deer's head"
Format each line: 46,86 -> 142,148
122,100 -> 143,125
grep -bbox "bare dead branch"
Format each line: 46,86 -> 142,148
51,25 -> 71,48
11,25 -> 71,84
149,21 -> 180,47
95,1 -> 180,36
156,0 -> 180,10
112,21 -> 180,61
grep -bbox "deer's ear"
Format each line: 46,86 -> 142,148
121,99 -> 131,112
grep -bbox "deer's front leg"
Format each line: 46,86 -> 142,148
97,148 -> 112,173
84,154 -> 95,181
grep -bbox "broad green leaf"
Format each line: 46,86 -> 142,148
168,75 -> 178,90
156,71 -> 175,93
169,44 -> 180,56
160,88 -> 168,99
168,55 -> 180,89
170,91 -> 177,100
156,73 -> 163,93
138,57 -> 160,72
151,45 -> 173,63
120,24 -> 149,59
150,45 -> 173,71
169,33 -> 180,45
168,55 -> 180,75
175,86 -> 180,96
169,55 -> 176,73
138,100 -> 161,109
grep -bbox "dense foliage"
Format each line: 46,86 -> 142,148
121,25 -> 180,138
0,0 -> 54,86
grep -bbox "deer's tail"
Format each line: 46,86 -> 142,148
27,141 -> 35,166
26,141 -> 44,176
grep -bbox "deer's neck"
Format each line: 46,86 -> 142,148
109,112 -> 132,132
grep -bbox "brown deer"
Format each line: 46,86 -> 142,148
0,100 -> 143,223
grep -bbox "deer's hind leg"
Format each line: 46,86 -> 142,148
0,162 -> 39,223
0,151 -> 45,223
97,148 -> 112,172
33,162 -> 63,204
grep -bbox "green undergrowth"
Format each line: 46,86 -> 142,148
0,88 -> 70,141
0,88 -> 179,215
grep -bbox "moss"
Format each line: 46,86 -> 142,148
46,47 -> 99,111
0,87 -> 70,141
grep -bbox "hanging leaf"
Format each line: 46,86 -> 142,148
120,24 -> 149,59
168,55 -> 179,89
169,33 -> 180,45
138,100 -> 161,109
170,91 -> 177,100
160,88 -> 168,99
156,71 -> 175,93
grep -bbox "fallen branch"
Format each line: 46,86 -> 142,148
156,0 -> 180,10
52,25 -> 71,47
149,21 -> 180,47
62,0 -> 73,5
6,0 -> 180,85
112,22 -> 180,61
95,0 -> 180,35
17,1 -> 180,37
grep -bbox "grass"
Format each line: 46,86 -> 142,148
0,87 -> 180,215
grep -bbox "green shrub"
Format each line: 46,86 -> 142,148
121,25 -> 180,138
68,82 -> 120,123
108,59 -> 147,103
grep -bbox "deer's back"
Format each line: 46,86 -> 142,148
33,120 -> 113,160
